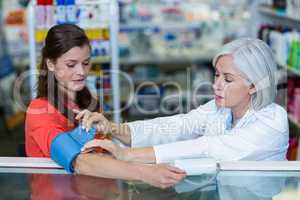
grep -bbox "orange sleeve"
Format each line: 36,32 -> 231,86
25,99 -> 72,157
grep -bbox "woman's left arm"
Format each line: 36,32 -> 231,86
81,139 -> 157,163
83,115 -> 288,163
151,119 -> 288,163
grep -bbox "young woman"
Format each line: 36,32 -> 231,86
78,38 -> 289,164
25,24 -> 186,188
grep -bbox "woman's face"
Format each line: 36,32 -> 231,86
213,55 -> 255,109
47,45 -> 91,93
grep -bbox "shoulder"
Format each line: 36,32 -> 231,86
254,103 -> 288,133
28,98 -> 51,108
195,99 -> 218,113
27,98 -> 56,114
26,98 -> 65,126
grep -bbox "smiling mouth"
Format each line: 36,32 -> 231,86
73,79 -> 85,84
73,78 -> 85,82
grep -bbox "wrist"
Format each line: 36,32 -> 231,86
134,163 -> 149,182
121,148 -> 132,161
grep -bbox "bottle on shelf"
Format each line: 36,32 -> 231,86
45,0 -> 55,28
36,0 -> 46,29
66,0 -> 77,24
294,88 -> 300,122
56,0 -> 67,24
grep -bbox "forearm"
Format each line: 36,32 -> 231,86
74,153 -> 144,180
124,147 -> 156,164
110,122 -> 131,145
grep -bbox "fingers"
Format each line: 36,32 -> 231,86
158,175 -> 182,188
159,182 -> 177,189
82,111 -> 92,131
81,139 -> 103,151
85,114 -> 104,132
73,109 -> 81,114
75,110 -> 108,133
166,172 -> 186,183
160,165 -> 186,187
95,123 -> 105,133
165,165 -> 186,174
81,139 -> 114,153
80,148 -> 95,154
75,109 -> 89,121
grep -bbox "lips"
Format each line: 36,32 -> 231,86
215,94 -> 224,101
215,94 -> 224,98
73,78 -> 85,82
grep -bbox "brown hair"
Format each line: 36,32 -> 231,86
37,24 -> 99,126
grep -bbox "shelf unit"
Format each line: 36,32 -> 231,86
117,1 -> 230,120
258,4 -> 300,24
256,3 -> 300,32
119,52 -> 215,66
278,64 -> 300,77
255,3 -> 300,157
27,0 -> 121,122
287,65 -> 300,77
119,22 -> 203,31
288,114 -> 300,130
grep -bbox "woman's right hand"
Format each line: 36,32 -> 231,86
139,164 -> 186,189
74,109 -> 112,134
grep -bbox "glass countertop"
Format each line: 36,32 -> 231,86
0,158 -> 300,200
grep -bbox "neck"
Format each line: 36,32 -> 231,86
67,90 -> 76,102
58,85 -> 76,103
231,99 -> 250,125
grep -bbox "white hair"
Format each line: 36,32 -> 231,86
212,38 -> 277,110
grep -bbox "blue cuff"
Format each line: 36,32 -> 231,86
69,125 -> 97,146
50,133 -> 81,173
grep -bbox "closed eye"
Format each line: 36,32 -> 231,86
66,64 -> 75,68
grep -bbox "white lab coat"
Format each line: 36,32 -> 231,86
127,100 -> 289,163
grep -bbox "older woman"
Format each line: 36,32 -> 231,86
77,38 -> 289,164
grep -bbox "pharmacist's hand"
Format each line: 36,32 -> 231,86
74,109 -> 112,134
140,164 -> 186,189
81,139 -> 127,161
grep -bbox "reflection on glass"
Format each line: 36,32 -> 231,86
29,174 -> 120,200
1,170 -> 300,199
217,171 -> 287,200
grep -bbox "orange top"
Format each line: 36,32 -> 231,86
25,98 -> 76,157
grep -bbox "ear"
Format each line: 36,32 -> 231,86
249,84 -> 256,95
46,59 -> 55,72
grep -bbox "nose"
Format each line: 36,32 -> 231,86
76,64 -> 85,76
213,76 -> 224,91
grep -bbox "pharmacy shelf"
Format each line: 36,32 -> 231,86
28,0 -> 121,123
92,56 -> 110,64
119,52 -> 215,66
277,63 -> 300,77
35,28 -> 110,43
288,114 -> 300,130
120,22 -> 202,31
287,65 -> 300,77
258,4 -> 300,23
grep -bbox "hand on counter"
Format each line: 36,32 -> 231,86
139,164 -> 187,189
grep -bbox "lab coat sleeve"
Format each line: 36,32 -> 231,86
153,115 -> 289,163
127,100 -> 216,148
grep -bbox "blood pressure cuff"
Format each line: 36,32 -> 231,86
69,126 -> 96,146
50,126 -> 97,173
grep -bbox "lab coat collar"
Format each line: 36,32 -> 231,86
225,107 -> 255,130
